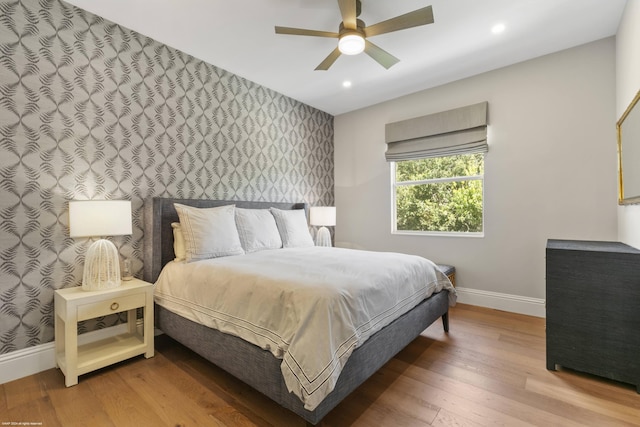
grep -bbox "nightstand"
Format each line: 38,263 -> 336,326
436,264 -> 456,287
54,278 -> 155,387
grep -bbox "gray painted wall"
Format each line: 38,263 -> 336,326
0,0 -> 334,353
334,38 -> 617,309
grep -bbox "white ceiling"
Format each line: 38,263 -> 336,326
64,0 -> 627,116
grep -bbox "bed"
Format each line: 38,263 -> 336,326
143,197 -> 455,424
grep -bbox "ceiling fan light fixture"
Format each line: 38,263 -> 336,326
275,1 -> 435,70
338,33 -> 365,55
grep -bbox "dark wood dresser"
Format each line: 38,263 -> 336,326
546,239 -> 640,392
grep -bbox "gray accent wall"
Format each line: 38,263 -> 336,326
0,0 -> 334,353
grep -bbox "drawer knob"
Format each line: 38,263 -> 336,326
110,302 -> 119,311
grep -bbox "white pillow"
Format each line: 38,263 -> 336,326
270,208 -> 314,248
235,208 -> 283,253
174,203 -> 244,262
171,222 -> 186,261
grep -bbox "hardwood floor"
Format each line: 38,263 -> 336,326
2,303 -> 639,426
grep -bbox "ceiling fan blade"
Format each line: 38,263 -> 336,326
337,0 -> 357,30
275,26 -> 339,38
364,6 -> 434,37
364,40 -> 399,69
315,47 -> 342,71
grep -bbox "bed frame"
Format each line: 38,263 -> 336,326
143,197 -> 450,424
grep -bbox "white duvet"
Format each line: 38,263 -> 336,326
154,247 -> 456,410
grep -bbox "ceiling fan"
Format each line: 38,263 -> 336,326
275,0 -> 434,70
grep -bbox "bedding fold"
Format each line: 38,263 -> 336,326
154,246 -> 455,410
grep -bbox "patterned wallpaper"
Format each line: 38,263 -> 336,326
0,0 -> 334,354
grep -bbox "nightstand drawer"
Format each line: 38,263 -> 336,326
77,292 -> 146,321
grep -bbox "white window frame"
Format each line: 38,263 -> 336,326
390,159 -> 485,237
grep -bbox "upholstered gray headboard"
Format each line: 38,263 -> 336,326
143,198 -> 307,283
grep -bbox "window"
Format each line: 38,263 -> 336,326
385,102 -> 488,235
392,153 -> 484,234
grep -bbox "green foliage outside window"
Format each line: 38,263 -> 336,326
395,154 -> 484,233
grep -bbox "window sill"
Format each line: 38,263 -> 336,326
392,230 -> 484,238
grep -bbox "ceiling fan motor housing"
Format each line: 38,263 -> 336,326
338,19 -> 366,35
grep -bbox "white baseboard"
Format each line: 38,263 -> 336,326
455,287 -> 546,318
0,341 -> 56,385
0,322 -> 142,385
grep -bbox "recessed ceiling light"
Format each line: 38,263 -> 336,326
491,23 -> 506,34
342,81 -> 352,88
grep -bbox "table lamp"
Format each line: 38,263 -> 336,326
310,206 -> 336,247
69,200 -> 132,291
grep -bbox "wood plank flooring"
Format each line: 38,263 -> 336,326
2,303 -> 639,426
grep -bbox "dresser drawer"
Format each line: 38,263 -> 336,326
77,292 -> 146,321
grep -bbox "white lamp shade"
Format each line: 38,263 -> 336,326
310,206 -> 336,227
69,200 -> 132,237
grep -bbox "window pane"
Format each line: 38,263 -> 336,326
396,153 -> 484,182
396,179 -> 483,232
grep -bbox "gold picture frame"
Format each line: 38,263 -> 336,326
617,89 -> 640,205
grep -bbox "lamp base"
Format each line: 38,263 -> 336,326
82,239 -> 122,291
315,226 -> 332,247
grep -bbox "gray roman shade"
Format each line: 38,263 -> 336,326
385,101 -> 488,161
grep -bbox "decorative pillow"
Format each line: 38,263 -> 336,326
270,208 -> 314,248
174,203 -> 244,262
171,222 -> 187,261
235,208 -> 283,253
